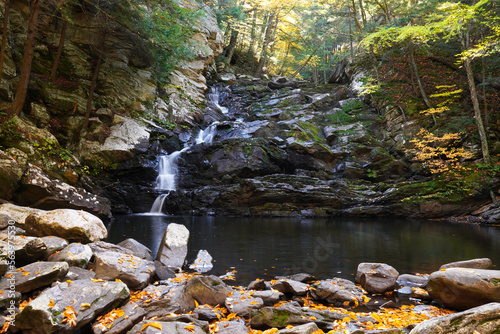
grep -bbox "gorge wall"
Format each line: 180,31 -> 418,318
0,0 -> 223,218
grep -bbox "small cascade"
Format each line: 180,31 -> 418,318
149,193 -> 169,214
208,86 -> 228,114
196,122 -> 218,144
155,151 -> 181,190
147,85 -> 228,214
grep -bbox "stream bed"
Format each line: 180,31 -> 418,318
107,215 -> 500,284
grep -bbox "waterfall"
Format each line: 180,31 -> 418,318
196,122 -> 218,145
148,85 -> 226,214
150,193 -> 169,214
208,86 -> 228,114
155,151 -> 181,191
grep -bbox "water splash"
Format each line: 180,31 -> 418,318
208,86 -> 228,114
155,151 -> 181,191
196,122 -> 218,145
149,193 -> 169,214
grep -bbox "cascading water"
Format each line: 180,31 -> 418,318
208,86 -> 228,114
148,86 -> 226,214
196,122 -> 218,145
155,152 -> 181,191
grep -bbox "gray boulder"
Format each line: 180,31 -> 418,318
185,275 -> 232,306
0,261 -> 68,293
278,323 -> 321,334
15,280 -> 130,334
225,290 -> 264,317
439,258 -> 492,270
410,302 -> 500,334
215,320 -> 249,334
15,164 -> 111,218
356,262 -> 399,294
41,236 -> 69,260
94,251 -> 155,290
92,301 -> 145,334
0,235 -> 46,266
25,209 -> 107,243
63,266 -> 96,281
48,243 -> 93,268
156,223 -> 189,270
310,278 -> 365,307
427,268 -> 500,309
0,203 -> 44,226
189,249 -> 213,273
117,238 -> 153,261
272,279 -> 309,296
129,320 -> 204,334
250,302 -> 304,329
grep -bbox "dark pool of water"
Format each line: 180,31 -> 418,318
106,215 -> 500,284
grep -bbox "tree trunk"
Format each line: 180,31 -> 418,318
254,12 -> 275,78
12,0 -> 43,116
224,28 -> 238,64
373,0 -> 391,23
465,58 -> 490,162
358,0 -> 367,26
0,0 -> 12,82
83,31 -> 106,132
290,44 -> 321,79
409,48 -> 432,109
247,7 -> 257,55
50,20 -> 67,79
350,0 -> 362,32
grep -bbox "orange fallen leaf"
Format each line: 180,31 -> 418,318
62,306 -> 78,327
141,322 -> 162,330
48,299 -> 55,307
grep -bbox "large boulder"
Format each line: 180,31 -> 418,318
14,164 -> 111,218
94,251 -> 155,290
225,290 -> 264,317
48,243 -> 93,268
25,209 -> 108,243
129,320 -> 205,334
0,236 -> 47,266
78,117 -> 150,168
15,280 -> 130,334
185,275 -> 232,306
156,223 -> 189,270
440,258 -> 492,270
310,278 -> 365,307
0,261 -> 68,293
355,262 -> 399,294
0,203 -> 44,226
426,268 -> 500,310
410,302 -> 500,334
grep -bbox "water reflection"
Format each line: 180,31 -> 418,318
107,216 -> 500,284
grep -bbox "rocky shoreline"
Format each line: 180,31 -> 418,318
1,204 -> 500,333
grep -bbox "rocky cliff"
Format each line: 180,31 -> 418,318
0,0 -> 223,218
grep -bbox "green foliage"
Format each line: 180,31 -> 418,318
119,0 -> 201,84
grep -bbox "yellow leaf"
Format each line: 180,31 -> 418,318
22,272 -> 30,276
48,299 -> 55,307
250,301 -> 259,305
141,322 -> 162,330
80,303 -> 91,309
194,300 -> 199,307
185,325 -> 196,332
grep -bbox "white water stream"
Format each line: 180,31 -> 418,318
149,87 -> 224,214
